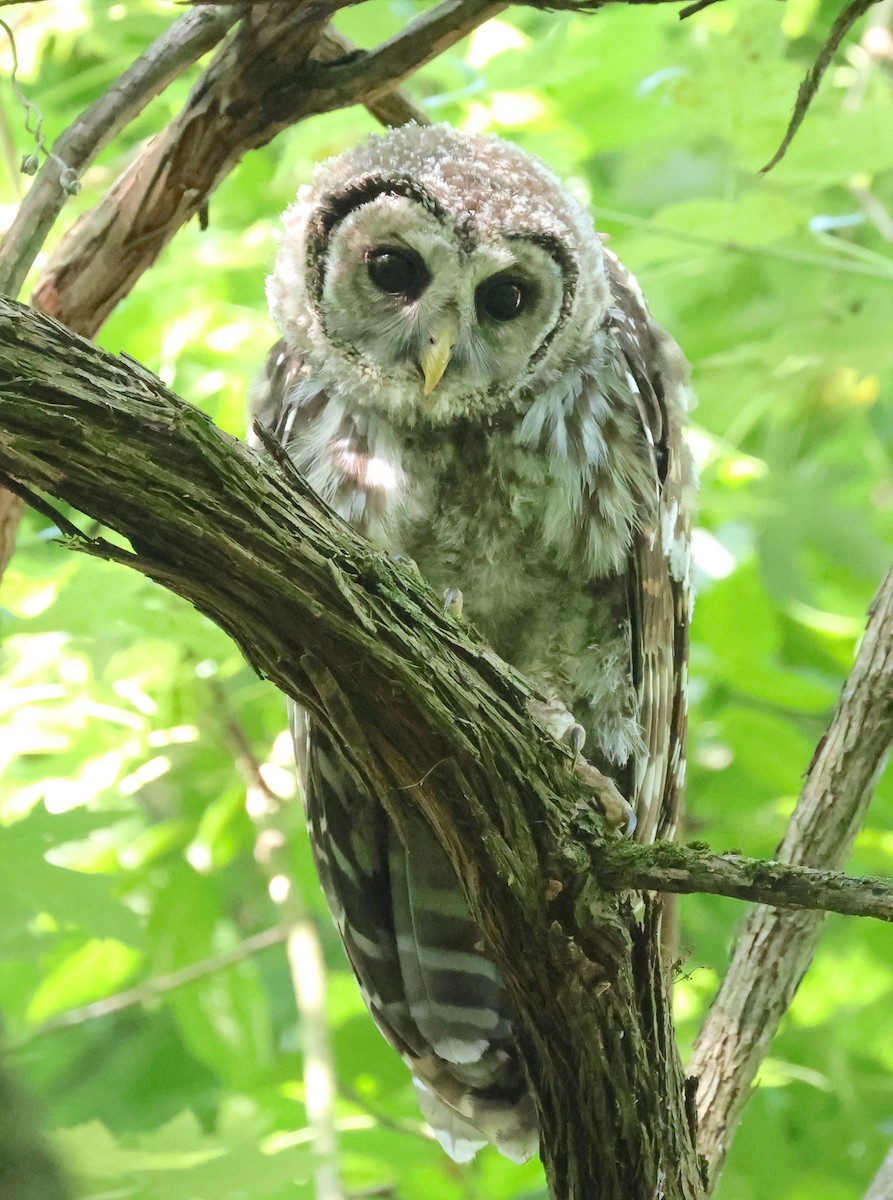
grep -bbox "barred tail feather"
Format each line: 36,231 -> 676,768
413,1074 -> 538,1164
389,809 -> 512,1065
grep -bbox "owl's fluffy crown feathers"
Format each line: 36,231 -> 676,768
267,124 -> 613,423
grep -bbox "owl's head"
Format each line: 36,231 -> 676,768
268,124 -> 611,424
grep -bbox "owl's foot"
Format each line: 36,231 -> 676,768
529,697 -> 636,837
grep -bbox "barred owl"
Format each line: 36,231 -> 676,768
251,124 -> 693,1164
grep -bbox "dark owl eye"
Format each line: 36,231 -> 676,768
366,246 -> 429,301
476,276 -> 530,322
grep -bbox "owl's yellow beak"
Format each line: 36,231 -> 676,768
419,326 -> 455,395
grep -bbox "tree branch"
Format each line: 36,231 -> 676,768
291,0 -> 508,112
0,297 -> 704,1200
865,1144 -> 893,1200
688,564 -> 893,1190
21,927 -> 287,1038
0,4 -> 240,299
762,0 -> 882,173
29,0 -> 500,337
595,841 -> 893,923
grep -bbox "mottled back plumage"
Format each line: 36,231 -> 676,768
251,124 -> 693,1163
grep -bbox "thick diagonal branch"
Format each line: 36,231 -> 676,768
689,565 -> 893,1190
0,298 -> 703,1200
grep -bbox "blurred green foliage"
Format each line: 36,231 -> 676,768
0,1 -> 891,1197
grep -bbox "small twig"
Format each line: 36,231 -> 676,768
596,841 -> 893,923
214,681 -> 344,1200
0,470 -> 87,541
678,0 -> 722,18
19,927 -> 287,1039
314,27 -> 430,127
596,206 -> 893,281
300,0 -> 509,109
339,1083 -> 433,1143
762,0 -> 882,173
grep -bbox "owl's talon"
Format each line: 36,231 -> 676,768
564,722 -> 586,760
529,697 -> 578,745
443,586 -> 464,617
573,760 -> 637,837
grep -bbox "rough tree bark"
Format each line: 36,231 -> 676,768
1,3 -> 890,1198
0,300 -> 705,1200
0,300 -> 891,1199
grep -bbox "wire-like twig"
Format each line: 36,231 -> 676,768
762,0 -> 882,173
596,207 -> 893,281
21,927 -> 287,1039
338,1083 -> 433,1143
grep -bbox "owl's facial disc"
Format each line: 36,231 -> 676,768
317,194 -> 567,416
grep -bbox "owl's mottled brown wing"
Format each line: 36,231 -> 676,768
248,340 -> 304,448
604,251 -> 693,845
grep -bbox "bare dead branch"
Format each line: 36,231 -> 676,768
689,564 -> 893,1190
596,840 -> 893,923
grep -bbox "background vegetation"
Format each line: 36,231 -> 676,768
1,1 -> 891,1197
